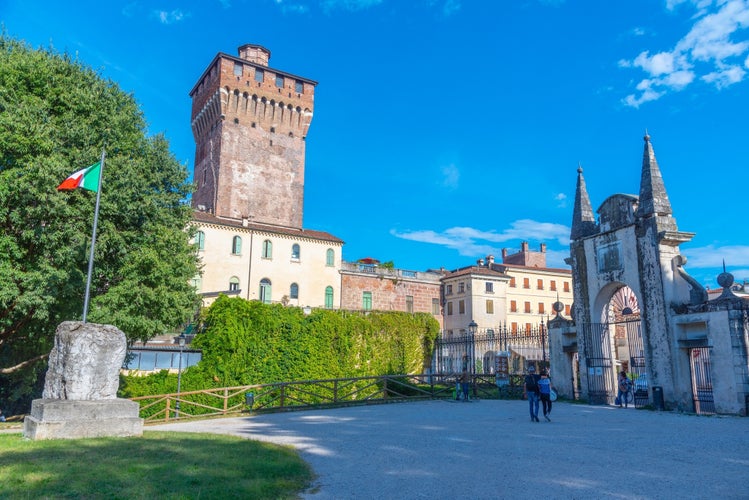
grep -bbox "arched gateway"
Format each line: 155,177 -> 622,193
547,134 -> 749,415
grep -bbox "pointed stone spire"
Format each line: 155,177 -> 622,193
571,164 -> 596,240
636,132 -> 672,218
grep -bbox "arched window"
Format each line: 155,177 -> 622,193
291,243 -> 300,260
262,240 -> 272,259
195,231 -> 205,251
326,248 -> 335,266
232,235 -> 242,255
325,286 -> 334,309
290,283 -> 299,299
229,276 -> 240,292
259,278 -> 272,304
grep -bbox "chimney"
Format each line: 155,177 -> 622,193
477,258 -> 484,266
242,218 -> 249,227
502,248 -> 508,260
521,241 -> 529,252
540,243 -> 547,253
237,44 -> 271,67
487,255 -> 495,266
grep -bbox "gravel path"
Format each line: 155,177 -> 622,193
148,399 -> 749,499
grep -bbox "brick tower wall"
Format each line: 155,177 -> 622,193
190,46 -> 316,228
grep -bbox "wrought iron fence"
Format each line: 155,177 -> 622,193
432,325 -> 549,375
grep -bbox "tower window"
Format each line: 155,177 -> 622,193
259,278 -> 272,304
255,69 -> 264,82
325,286 -> 334,309
326,248 -> 335,266
231,236 -> 242,255
275,75 -> 284,88
233,62 -> 242,77
262,240 -> 272,259
295,80 -> 303,93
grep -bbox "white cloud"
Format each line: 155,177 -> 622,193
681,244 -> 749,269
622,0 -> 749,107
275,0 -> 309,13
440,164 -> 460,189
320,0 -> 383,12
390,219 -> 571,261
702,63 -> 746,86
155,9 -> 187,24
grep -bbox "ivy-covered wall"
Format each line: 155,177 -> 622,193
121,296 -> 441,397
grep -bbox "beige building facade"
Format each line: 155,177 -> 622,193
441,244 -> 573,335
192,212 -> 343,308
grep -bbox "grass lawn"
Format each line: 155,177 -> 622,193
0,430 -> 314,499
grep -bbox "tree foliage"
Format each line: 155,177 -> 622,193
0,34 -> 200,411
120,297 -> 441,399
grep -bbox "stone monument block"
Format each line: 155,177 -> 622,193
24,321 -> 143,440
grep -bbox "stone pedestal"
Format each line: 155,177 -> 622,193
23,321 -> 144,440
24,399 -> 143,440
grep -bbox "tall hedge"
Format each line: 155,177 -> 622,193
120,296 -> 441,397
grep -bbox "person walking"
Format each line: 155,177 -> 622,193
523,365 -> 541,422
538,369 -> 554,421
617,371 -> 631,408
460,368 -> 471,401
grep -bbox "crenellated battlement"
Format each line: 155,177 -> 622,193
190,45 -> 316,228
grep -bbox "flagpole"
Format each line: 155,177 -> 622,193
82,149 -> 106,323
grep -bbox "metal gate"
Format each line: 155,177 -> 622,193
622,319 -> 650,408
582,320 -> 649,407
690,347 -> 715,415
580,322 -> 615,404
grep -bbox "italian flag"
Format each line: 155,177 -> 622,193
57,162 -> 101,192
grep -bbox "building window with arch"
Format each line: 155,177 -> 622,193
326,248 -> 335,266
325,286 -> 334,309
290,282 -> 299,299
229,276 -> 240,292
291,243 -> 300,260
362,291 -> 372,311
195,231 -> 205,251
262,239 -> 272,259
259,278 -> 272,304
232,235 -> 242,255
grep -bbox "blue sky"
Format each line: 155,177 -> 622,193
4,0 -> 749,289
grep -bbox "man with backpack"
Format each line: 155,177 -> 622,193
523,365 -> 541,422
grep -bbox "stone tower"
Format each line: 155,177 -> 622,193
189,44 -> 316,228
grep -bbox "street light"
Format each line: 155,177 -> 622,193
175,333 -> 186,418
468,320 -> 478,375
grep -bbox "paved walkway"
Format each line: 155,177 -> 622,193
148,399 -> 749,499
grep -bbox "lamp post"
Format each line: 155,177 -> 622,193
540,317 -> 547,368
175,333 -> 185,418
468,320 -> 478,374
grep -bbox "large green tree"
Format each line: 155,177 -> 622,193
0,34 -> 200,411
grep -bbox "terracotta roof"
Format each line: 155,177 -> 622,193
192,211 -> 344,244
499,263 -> 572,274
443,266 -> 509,280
